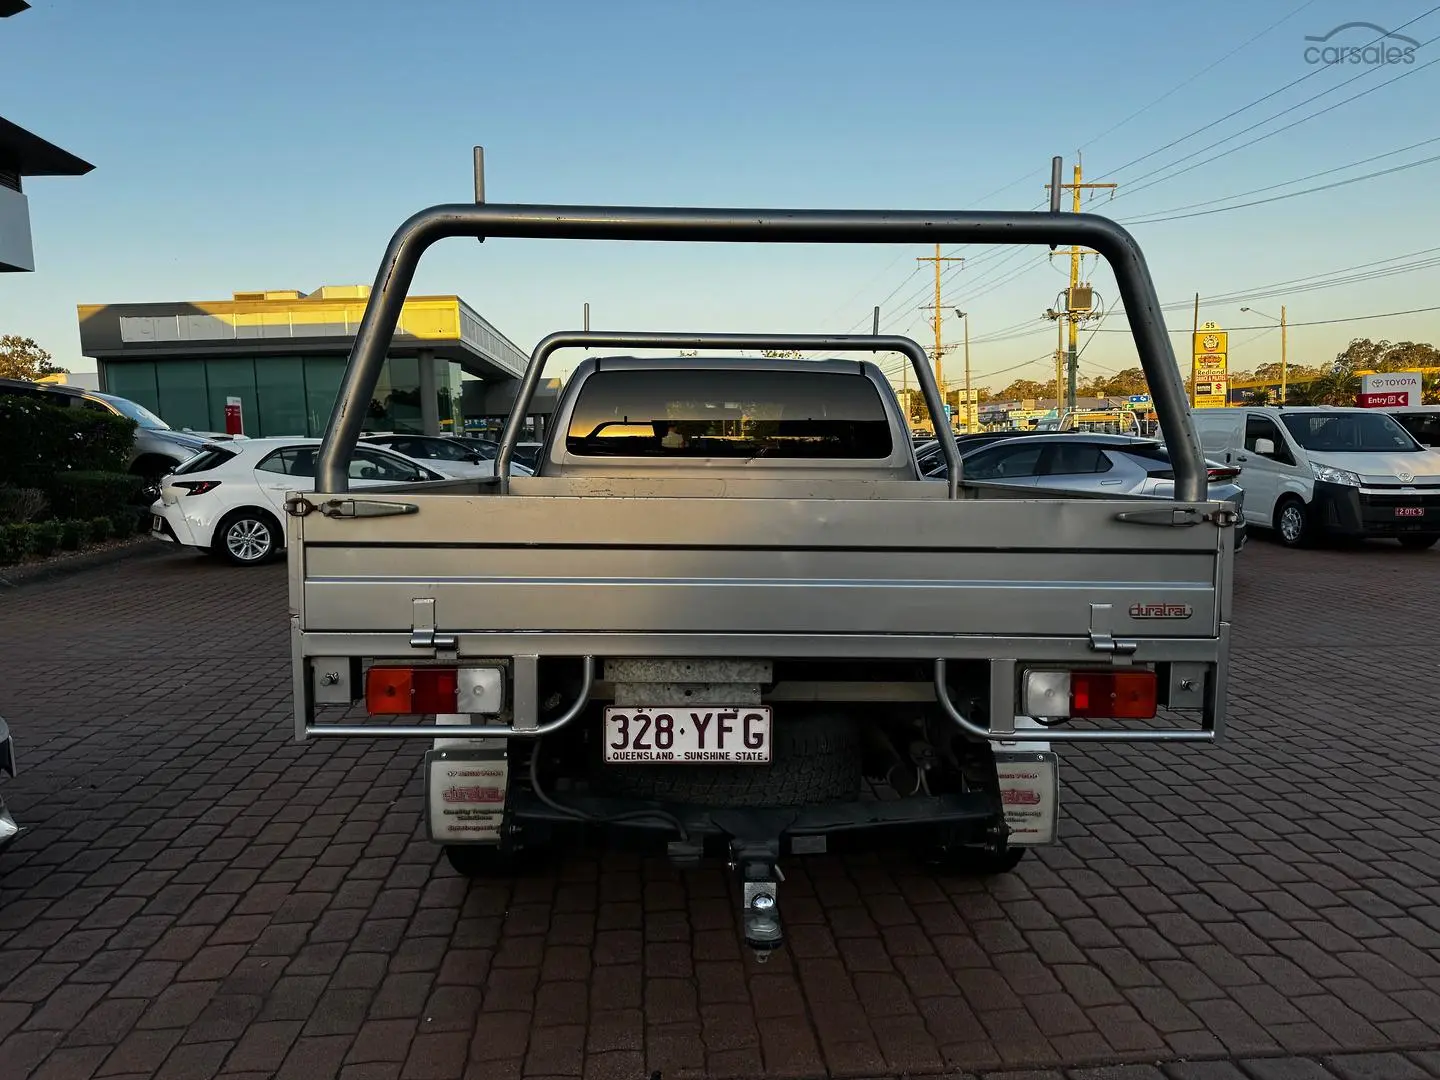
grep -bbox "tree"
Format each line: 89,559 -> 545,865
0,336 -> 65,380
1252,361 -> 1322,384
995,378 -> 1048,403
1099,367 -> 1148,397
1332,338 -> 1440,375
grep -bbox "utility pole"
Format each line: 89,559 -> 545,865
1055,315 -> 1065,411
1191,294 -> 1199,408
1046,155 -> 1116,412
1280,305 -> 1288,405
917,243 -> 963,404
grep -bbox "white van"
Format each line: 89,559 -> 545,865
1190,406 -> 1440,549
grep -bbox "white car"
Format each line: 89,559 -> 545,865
151,437 -> 449,566
360,433 -> 532,478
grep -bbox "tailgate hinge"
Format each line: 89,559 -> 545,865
410,598 -> 458,657
1115,505 -> 1239,528
1088,603 -> 1137,663
286,496 -> 418,519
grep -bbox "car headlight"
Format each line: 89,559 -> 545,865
1311,463 -> 1361,487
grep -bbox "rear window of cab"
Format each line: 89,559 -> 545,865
565,369 -> 894,459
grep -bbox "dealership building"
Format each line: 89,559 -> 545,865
76,286 -> 556,438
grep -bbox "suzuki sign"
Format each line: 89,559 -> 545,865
1357,371 -> 1422,408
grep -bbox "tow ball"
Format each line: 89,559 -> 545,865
733,841 -> 784,960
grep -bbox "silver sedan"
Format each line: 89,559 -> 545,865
922,433 -> 1248,546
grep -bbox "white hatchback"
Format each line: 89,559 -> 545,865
151,438 -> 448,566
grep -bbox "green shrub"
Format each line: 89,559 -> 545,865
0,486 -> 48,524
0,523 -> 34,565
0,396 -> 136,488
110,507 -> 145,537
59,519 -> 90,551
87,516 -> 113,543
31,520 -> 64,557
45,472 -> 147,522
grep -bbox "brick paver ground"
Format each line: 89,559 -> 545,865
1,540 -> 1438,1080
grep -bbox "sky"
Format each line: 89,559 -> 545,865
3,0 -> 1439,396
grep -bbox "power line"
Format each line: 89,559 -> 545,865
953,2 -> 1321,213
1113,46 -> 1440,204
1124,152 -> 1440,224
1118,134 -> 1440,219
1101,245 -> 1440,320
1080,0 -> 1321,153
1105,6 -> 1440,178
1087,303 -> 1440,332
832,12 -> 1440,355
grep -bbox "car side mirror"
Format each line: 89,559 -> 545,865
1254,437 -> 1276,457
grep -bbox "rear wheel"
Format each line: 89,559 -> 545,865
1399,534 -> 1440,550
214,509 -> 280,566
444,844 -> 518,878
1274,496 -> 1310,548
601,712 -> 862,807
925,842 -> 1026,876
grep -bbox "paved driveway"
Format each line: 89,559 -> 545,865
1,541 -> 1438,1080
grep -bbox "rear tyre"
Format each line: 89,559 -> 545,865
602,712 -> 862,808
923,835 -> 1026,876
214,509 -> 281,566
1273,496 -> 1310,548
444,844 -> 517,878
1398,534 -> 1440,550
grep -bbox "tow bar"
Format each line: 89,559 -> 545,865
733,839 -> 784,960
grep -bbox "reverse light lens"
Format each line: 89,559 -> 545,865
365,666 -> 458,714
1023,669 -> 1158,720
1311,463 -> 1361,487
174,480 -> 221,495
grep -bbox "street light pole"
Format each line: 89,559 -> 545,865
964,313 -> 974,433
953,311 -> 973,433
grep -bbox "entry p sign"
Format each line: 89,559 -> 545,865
224,396 -> 244,436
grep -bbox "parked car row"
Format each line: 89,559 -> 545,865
151,434 -> 533,566
917,432 -> 1249,549
0,376 -> 233,484
925,406 -> 1440,550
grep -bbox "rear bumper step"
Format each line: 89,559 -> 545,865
506,787 -> 1000,848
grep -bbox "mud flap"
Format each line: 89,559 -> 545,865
993,749 -> 1059,845
993,717 -> 1059,846
424,748 -> 509,845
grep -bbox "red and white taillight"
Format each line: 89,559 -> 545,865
1022,669 -> 1158,720
173,480 -> 222,495
364,665 -> 505,715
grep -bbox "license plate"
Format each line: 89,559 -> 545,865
1395,506 -> 1425,517
603,707 -> 771,764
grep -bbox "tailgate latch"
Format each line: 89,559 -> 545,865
1088,603 -> 1137,662
410,598 -> 458,657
